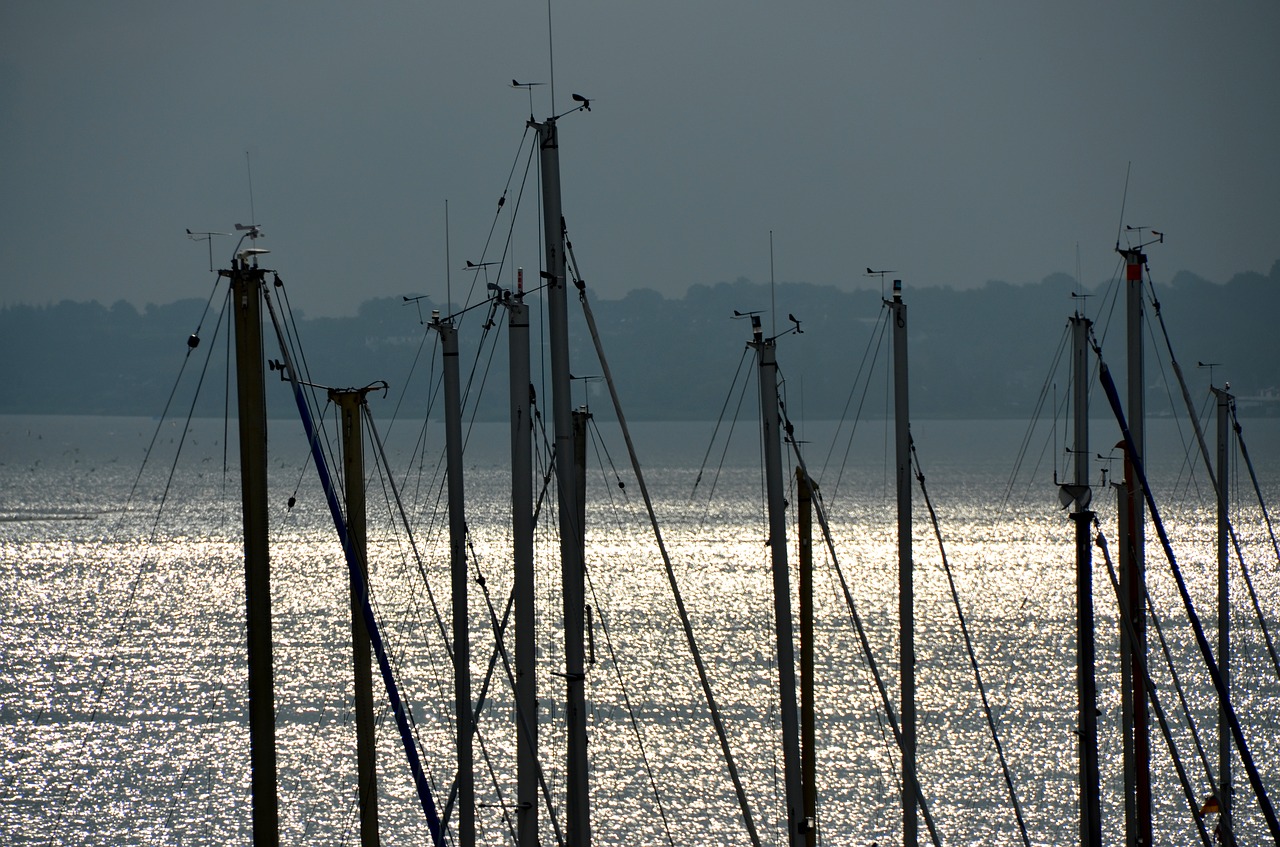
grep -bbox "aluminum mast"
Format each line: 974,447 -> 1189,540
531,113 -> 591,847
750,314 -> 807,847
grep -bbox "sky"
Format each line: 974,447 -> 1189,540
2,2 -> 1278,317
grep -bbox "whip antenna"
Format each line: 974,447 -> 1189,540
1115,161 -> 1131,248
546,0 -> 556,114
246,150 -> 257,231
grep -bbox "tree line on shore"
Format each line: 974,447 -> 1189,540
3,263 -> 1277,421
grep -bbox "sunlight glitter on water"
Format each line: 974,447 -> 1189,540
1,416 -> 1277,845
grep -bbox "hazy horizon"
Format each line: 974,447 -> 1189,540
3,2 -> 1278,318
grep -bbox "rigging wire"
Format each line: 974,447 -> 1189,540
1091,329 -> 1280,841
587,418 -> 629,510
580,539 -> 677,847
113,278 -> 227,535
463,571 -> 567,847
1094,524 -> 1215,847
222,293 -> 233,510
366,420 -> 456,768
455,127 -> 536,325
274,275 -> 341,482
821,305 -> 890,506
777,401 -> 943,847
909,439 -> 1032,847
369,416 -> 473,827
575,282 -> 764,847
1003,323 -> 1069,511
367,398 -> 557,846
691,347 -> 755,533
364,407 -> 456,696
262,279 -> 446,843
51,284 -> 232,837
690,345 -> 752,504
449,534 -> 528,847
1129,516 -> 1218,805
1230,406 -> 1280,680
109,316 -> 231,612
1089,255 -> 1125,359
1140,269 -> 1280,684
580,416 -> 676,847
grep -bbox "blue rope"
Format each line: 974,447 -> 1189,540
264,288 -> 445,845
1093,337 -> 1280,843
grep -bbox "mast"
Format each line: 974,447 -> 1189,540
432,311 -> 474,847
1214,385 -> 1235,846
1066,313 -> 1101,847
224,253 -> 280,847
573,409 -> 590,550
797,467 -> 817,840
887,280 -> 917,847
331,387 -> 379,847
507,273 -> 538,847
1117,242 -> 1151,844
751,314 -> 807,847
531,114 -> 591,847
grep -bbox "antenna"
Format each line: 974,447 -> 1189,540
546,0 -> 556,114
1075,241 -> 1083,298
1115,161 -> 1131,250
445,199 -> 451,312
769,231 -> 776,338
246,150 -> 257,229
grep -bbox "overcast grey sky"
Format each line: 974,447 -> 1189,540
3,2 -> 1277,316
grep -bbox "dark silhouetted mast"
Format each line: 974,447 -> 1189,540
1214,385 -> 1236,846
1066,312 -> 1101,847
886,280 -> 919,847
751,315 -> 808,847
506,272 -> 538,847
331,387 -> 379,847
1116,241 -> 1152,846
223,250 -> 280,846
797,467 -> 817,841
432,310 -> 474,847
531,113 -> 590,847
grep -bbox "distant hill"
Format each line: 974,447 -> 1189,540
3,262 -> 1277,421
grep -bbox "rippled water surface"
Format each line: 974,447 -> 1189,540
2,415 -> 1278,845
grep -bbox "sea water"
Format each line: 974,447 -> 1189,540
1,414 -> 1277,846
